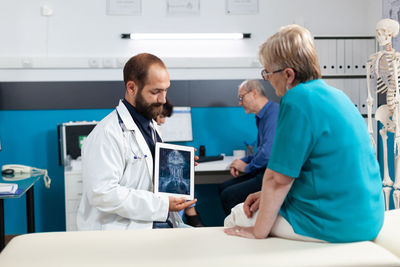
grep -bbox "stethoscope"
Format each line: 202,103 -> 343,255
116,110 -> 148,160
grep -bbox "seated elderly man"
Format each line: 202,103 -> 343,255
219,79 -> 279,216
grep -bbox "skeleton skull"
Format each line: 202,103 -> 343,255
376,18 -> 400,46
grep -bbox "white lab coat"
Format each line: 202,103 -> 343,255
77,100 -> 184,230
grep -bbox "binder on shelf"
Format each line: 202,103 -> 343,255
367,39 -> 376,55
329,78 -> 363,114
334,79 -> 345,95
344,39 -> 353,75
352,39 -> 364,75
315,39 -> 329,75
343,78 -> 360,111
366,39 -> 377,69
359,78 -> 368,114
360,40 -> 371,74
327,39 -> 337,75
325,78 -> 340,89
336,39 -> 345,74
326,79 -> 346,105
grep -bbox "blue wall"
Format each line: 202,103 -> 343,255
181,107 -> 258,155
0,107 -> 257,234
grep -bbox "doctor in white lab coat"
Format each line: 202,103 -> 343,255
77,53 -> 197,230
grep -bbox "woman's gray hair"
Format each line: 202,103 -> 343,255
239,79 -> 266,97
258,24 -> 321,83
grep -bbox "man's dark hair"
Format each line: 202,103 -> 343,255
123,53 -> 166,90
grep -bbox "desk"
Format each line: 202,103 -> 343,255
0,175 -> 41,251
195,156 -> 234,184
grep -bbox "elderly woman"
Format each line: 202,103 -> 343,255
225,25 -> 384,243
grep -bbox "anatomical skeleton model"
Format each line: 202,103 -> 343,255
367,18 -> 400,210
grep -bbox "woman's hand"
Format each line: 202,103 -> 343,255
224,226 -> 256,239
243,191 -> 261,218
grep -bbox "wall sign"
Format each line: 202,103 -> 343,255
226,0 -> 258,15
167,0 -> 200,16
107,0 -> 141,16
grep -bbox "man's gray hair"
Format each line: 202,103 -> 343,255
239,79 -> 266,97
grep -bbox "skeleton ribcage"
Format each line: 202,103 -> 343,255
375,52 -> 400,112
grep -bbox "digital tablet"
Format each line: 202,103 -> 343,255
154,142 -> 194,200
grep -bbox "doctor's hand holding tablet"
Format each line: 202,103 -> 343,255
168,197 -> 197,212
154,143 -> 199,212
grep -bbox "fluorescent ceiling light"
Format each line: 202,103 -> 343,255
121,33 -> 251,40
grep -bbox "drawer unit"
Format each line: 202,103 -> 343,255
65,171 -> 83,231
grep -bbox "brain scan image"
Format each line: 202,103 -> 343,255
158,148 -> 191,195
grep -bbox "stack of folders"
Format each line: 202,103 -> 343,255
0,183 -> 18,194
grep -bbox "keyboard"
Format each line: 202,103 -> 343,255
197,155 -> 224,163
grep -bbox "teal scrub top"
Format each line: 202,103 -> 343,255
268,79 -> 384,243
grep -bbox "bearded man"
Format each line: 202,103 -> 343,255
77,53 -> 196,230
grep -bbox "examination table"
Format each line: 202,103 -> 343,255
0,209 -> 399,267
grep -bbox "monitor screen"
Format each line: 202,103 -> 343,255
160,107 -> 193,142
58,121 -> 98,165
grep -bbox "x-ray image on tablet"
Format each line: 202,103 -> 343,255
154,143 -> 194,200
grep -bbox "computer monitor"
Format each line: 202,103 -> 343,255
58,121 -> 98,165
160,107 -> 193,142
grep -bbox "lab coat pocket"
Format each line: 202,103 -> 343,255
123,134 -> 144,168
122,130 -> 152,188
123,151 -> 142,171
122,152 -> 147,187
124,132 -> 147,166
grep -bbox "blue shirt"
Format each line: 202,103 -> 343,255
268,79 -> 384,243
242,100 -> 279,173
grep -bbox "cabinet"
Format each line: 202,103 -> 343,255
65,170 -> 83,231
315,36 -> 378,145
58,121 -> 97,231
314,37 -> 376,76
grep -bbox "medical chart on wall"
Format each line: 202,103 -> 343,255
107,0 -> 141,16
225,0 -> 258,15
166,0 -> 200,16
383,0 -> 400,50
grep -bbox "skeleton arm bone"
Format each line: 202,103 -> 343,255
366,57 -> 377,150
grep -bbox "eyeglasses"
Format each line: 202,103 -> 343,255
261,68 -> 284,80
238,91 -> 251,102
